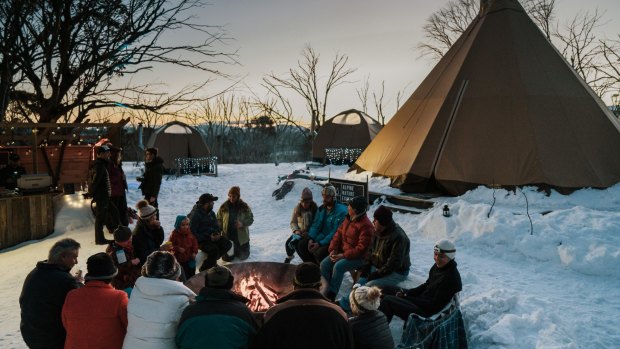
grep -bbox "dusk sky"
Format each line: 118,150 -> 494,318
141,0 -> 620,124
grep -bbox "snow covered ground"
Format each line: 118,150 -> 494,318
1,162 -> 620,348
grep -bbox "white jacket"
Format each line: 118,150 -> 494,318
122,276 -> 196,349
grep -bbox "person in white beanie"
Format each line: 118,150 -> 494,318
132,200 -> 165,267
378,239 -> 462,322
348,285 -> 394,349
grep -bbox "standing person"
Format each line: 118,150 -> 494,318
176,266 -> 258,349
168,215 -> 199,278
217,186 -> 254,261
255,262 -> 353,349
106,226 -> 141,294
132,200 -> 164,267
123,251 -> 195,349
89,144 -> 118,245
297,184 -> 347,265
378,239 -> 462,322
320,196 -> 373,301
358,205 -> 411,288
284,187 -> 318,263
0,152 -> 26,189
348,285 -> 393,349
19,238 -> 83,349
188,193 -> 233,270
137,147 -> 164,215
108,145 -> 129,226
62,253 -> 128,349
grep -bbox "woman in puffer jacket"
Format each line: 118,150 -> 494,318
122,251 -> 195,349
348,285 -> 394,349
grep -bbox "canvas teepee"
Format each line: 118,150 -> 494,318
354,0 -> 620,195
312,109 -> 382,164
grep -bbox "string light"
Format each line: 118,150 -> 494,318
173,156 -> 218,176
324,148 -> 363,165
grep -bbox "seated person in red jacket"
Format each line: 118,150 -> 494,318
62,253 -> 128,349
168,215 -> 199,278
378,239 -> 462,322
106,226 -> 141,294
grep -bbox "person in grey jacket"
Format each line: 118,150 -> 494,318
348,285 -> 394,349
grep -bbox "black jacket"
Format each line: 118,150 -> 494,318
255,289 -> 353,349
405,259 -> 462,317
19,262 -> 82,349
349,310 -> 394,349
360,222 -> 411,279
89,157 -> 111,201
132,219 -> 164,266
188,204 -> 220,244
140,156 -> 164,197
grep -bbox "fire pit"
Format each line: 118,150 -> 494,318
185,262 -> 298,313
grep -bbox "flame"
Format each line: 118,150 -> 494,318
237,273 -> 279,312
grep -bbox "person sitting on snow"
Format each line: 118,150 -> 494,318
189,193 -> 233,270
168,215 -> 199,278
255,262 -> 353,349
378,239 -> 462,322
296,184 -> 347,265
284,187 -> 318,263
176,265 -> 258,349
106,226 -> 141,294
217,186 -> 254,261
320,196 -> 373,301
132,200 -> 166,267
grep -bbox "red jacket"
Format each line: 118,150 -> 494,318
169,228 -> 199,263
62,281 -> 128,349
328,214 -> 373,260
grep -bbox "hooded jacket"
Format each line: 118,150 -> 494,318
217,199 -> 254,246
188,203 -> 220,244
140,156 -> 164,198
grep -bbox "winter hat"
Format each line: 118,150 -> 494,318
301,187 -> 313,200
198,193 -> 218,205
228,186 -> 241,197
322,184 -> 337,197
349,285 -> 382,314
205,265 -> 234,289
434,239 -> 457,260
113,226 -> 132,242
348,196 -> 367,215
84,252 -> 118,281
174,215 -> 188,230
136,200 -> 157,220
142,251 -> 182,280
293,262 -> 322,289
373,205 -> 393,226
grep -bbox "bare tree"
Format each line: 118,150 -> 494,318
262,44 -> 356,134
356,76 -> 370,113
373,81 -> 386,125
2,0 -> 236,124
598,36 -> 620,102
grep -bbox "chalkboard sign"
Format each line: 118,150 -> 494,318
329,177 -> 368,204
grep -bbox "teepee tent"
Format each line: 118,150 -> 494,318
312,109 -> 382,164
354,0 -> 620,195
146,121 -> 210,171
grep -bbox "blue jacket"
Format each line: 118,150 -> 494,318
308,202 -> 347,246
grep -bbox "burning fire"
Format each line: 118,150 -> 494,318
237,273 -> 279,312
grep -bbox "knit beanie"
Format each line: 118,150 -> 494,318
136,200 -> 157,220
85,252 -> 118,281
174,215 -> 188,230
293,262 -> 322,289
373,205 -> 393,226
435,239 -> 457,260
301,187 -> 313,200
113,226 -> 132,243
322,184 -> 337,197
349,285 -> 382,314
205,265 -> 234,289
228,186 -> 241,197
348,196 -> 367,215
142,251 -> 181,280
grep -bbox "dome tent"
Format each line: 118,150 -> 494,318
312,109 -> 382,165
146,121 -> 210,172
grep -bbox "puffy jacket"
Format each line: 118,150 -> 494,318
308,202 -> 347,246
168,229 -> 199,263
122,277 -> 195,349
188,204 -> 220,243
290,201 -> 318,233
62,281 -> 128,349
176,287 -> 257,349
349,311 -> 394,349
132,219 -> 164,267
328,214 -> 373,260
20,262 -> 82,349
217,200 -> 254,246
360,222 -> 411,279
140,156 -> 164,197
404,259 -> 462,317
